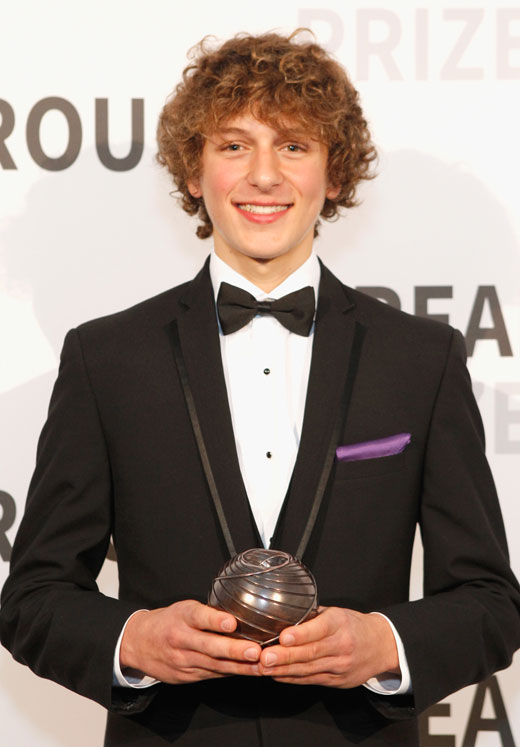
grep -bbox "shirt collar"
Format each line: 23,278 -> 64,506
209,250 -> 321,302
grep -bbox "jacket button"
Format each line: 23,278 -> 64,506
266,451 -> 272,459
263,368 -> 271,375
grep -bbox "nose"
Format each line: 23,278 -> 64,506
247,147 -> 283,191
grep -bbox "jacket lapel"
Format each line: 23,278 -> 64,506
271,261 -> 362,557
169,258 -> 261,554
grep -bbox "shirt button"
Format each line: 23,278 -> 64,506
266,451 -> 272,459
263,368 -> 271,375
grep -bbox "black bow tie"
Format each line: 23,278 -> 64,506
216,282 -> 315,336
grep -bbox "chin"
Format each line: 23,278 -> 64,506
235,246 -> 288,262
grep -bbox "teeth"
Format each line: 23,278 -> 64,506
238,204 -> 290,214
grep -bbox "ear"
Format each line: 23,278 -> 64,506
187,178 -> 202,199
326,184 -> 341,200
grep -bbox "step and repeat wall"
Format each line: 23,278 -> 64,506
1,2 -> 519,745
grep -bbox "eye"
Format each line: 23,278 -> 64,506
223,142 -> 242,151
284,143 -> 305,153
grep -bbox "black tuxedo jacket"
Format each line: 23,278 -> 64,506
1,258 -> 519,747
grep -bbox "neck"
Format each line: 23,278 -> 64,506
214,248 -> 313,293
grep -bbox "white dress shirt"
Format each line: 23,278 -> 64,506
210,251 -> 318,547
114,251 -> 411,695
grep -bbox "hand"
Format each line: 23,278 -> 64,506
119,600 -> 262,684
258,607 -> 400,688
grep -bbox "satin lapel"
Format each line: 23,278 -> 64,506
271,262 -> 361,557
168,259 -> 261,554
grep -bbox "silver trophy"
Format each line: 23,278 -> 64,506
209,548 -> 319,645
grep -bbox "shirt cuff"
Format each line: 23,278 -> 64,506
113,609 -> 160,689
362,612 -> 412,696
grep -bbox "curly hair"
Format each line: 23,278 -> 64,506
157,29 -> 377,239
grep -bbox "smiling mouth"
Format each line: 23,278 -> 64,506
236,203 -> 292,215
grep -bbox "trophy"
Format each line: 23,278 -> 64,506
209,548 -> 318,645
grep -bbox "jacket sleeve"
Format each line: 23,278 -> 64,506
373,328 -> 520,717
0,328 -> 144,710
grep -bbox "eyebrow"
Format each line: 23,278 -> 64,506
214,127 -> 248,136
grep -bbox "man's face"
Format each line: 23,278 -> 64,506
188,114 -> 339,277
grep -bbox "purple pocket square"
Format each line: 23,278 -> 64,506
336,433 -> 411,462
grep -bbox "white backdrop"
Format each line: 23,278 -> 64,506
1,1 -> 519,745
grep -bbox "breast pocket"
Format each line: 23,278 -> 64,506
333,450 -> 406,480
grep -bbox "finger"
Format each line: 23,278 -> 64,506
261,655 -> 340,678
154,663 -> 231,684
187,628 -> 261,663
271,673 -> 339,687
160,662 -> 258,684
260,639 -> 326,668
184,651 -> 262,678
182,600 -> 237,634
278,608 -> 333,647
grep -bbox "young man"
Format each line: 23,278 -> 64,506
1,31 -> 519,747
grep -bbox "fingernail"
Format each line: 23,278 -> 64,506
221,619 -> 234,632
245,647 -> 259,661
282,633 -> 295,646
264,652 -> 277,666
251,664 -> 260,675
